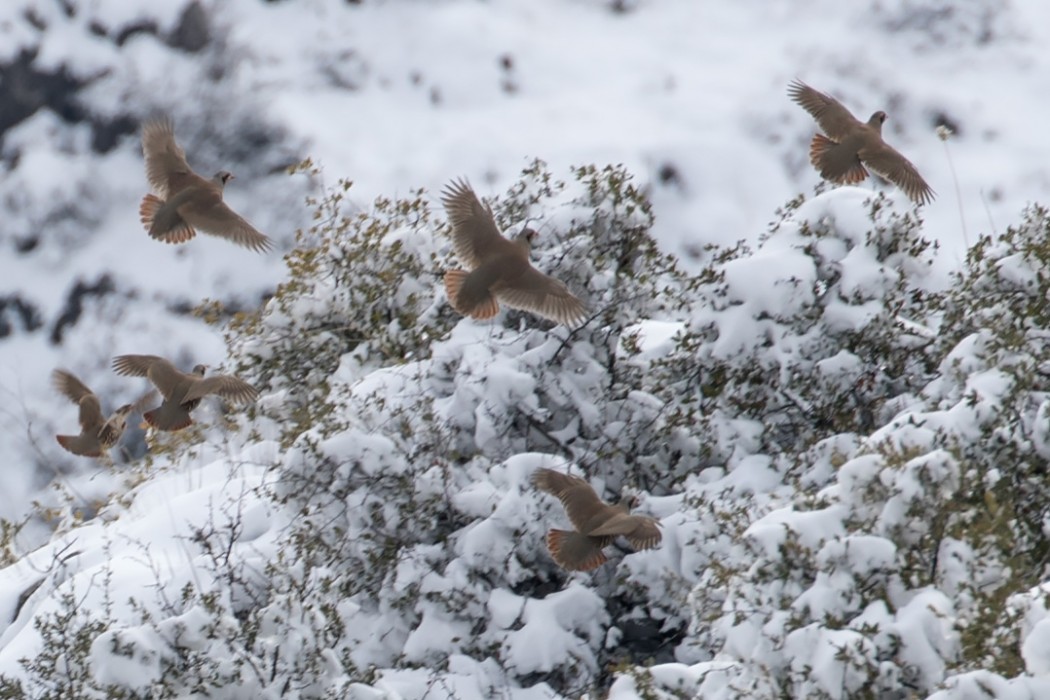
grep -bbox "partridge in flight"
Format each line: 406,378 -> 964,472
139,118 -> 273,252
441,179 -> 587,326
788,80 -> 935,205
112,355 -> 259,431
532,467 -> 661,571
53,369 -> 156,457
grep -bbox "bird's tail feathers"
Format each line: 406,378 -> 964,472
444,270 -> 500,320
140,194 -> 196,244
546,529 -> 607,572
144,407 -> 193,432
809,134 -> 868,184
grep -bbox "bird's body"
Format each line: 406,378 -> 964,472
112,355 -> 259,431
788,80 -> 934,205
52,369 -> 155,457
441,179 -> 587,326
139,119 -> 273,252
532,468 -> 661,571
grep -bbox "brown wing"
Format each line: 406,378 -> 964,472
182,375 -> 259,404
590,513 -> 662,550
52,369 -> 94,405
442,178 -> 515,268
532,468 -> 615,534
178,191 -> 273,253
788,80 -> 865,141
141,119 -> 200,197
493,266 -> 587,326
859,141 -> 936,205
112,355 -> 186,400
75,394 -> 105,432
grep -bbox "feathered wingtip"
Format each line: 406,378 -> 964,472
55,434 -> 101,458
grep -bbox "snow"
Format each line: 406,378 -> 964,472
3,0 -> 1050,697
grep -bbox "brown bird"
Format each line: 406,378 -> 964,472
138,118 -> 273,252
111,355 -> 259,431
532,467 -> 662,571
53,369 -> 156,457
788,80 -> 935,205
441,179 -> 587,326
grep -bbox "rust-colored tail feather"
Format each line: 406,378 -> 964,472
546,529 -> 607,572
808,133 -> 836,167
444,270 -> 500,320
809,133 -> 868,184
144,408 -> 192,432
139,194 -> 196,244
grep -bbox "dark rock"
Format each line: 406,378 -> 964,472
0,48 -> 87,145
657,161 -> 682,187
115,19 -> 160,47
0,295 -> 43,338
168,1 -> 210,54
90,114 -> 137,154
49,275 -> 115,345
14,234 -> 39,253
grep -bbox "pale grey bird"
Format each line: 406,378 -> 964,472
788,80 -> 935,205
139,118 -> 273,252
112,354 -> 259,431
442,179 -> 587,326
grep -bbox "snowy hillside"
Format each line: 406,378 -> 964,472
3,0 -> 1050,697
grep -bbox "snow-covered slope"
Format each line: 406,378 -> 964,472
3,0 -> 1050,697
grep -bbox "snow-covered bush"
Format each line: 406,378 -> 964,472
646,206 -> 1050,697
12,160 -> 1050,698
216,161 -> 705,695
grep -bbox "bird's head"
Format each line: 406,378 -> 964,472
613,494 -> 640,513
113,403 -> 135,418
513,227 -> 538,251
213,171 -> 235,188
868,111 -> 888,131
191,364 -> 208,377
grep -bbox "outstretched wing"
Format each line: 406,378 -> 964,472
179,190 -> 273,253
52,369 -> 94,405
494,266 -> 587,326
141,119 -> 197,197
861,141 -> 936,205
442,178 -> 514,268
182,374 -> 259,404
112,355 -> 184,401
788,80 -> 865,141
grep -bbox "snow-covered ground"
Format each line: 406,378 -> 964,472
2,0 -> 1050,697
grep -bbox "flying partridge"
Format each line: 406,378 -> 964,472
53,369 -> 156,457
441,179 -> 587,326
532,467 -> 662,571
111,355 -> 259,431
788,80 -> 935,205
139,118 -> 273,252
